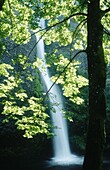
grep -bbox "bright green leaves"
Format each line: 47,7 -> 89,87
40,0 -> 75,20
15,97 -> 50,138
0,63 -> 50,138
51,55 -> 88,105
2,97 -> 50,138
100,0 -> 110,10
0,76 -> 18,96
30,0 -> 87,47
45,26 -> 72,46
3,101 -> 24,116
15,92 -> 28,101
0,0 -> 108,139
0,63 -> 13,77
101,12 -> 110,31
0,62 -> 51,138
74,39 -> 84,50
0,63 -> 24,102
0,64 -> 16,98
17,54 -> 28,68
33,58 -> 47,71
0,0 -> 33,44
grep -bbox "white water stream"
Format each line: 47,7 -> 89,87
36,18 -> 83,165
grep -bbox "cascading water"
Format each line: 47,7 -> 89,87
36,18 -> 83,165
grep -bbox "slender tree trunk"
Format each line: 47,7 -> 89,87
83,0 -> 106,170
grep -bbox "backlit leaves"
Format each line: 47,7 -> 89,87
0,0 -> 32,43
0,62 -> 50,138
51,55 -> 88,105
0,0 -> 109,138
2,97 -> 50,138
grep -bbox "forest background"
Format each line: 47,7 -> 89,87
0,0 -> 110,170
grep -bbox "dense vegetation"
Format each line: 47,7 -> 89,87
0,0 -> 110,170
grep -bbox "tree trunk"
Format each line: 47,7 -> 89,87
83,1 -> 106,170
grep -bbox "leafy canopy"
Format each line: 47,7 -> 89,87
0,0 -> 109,137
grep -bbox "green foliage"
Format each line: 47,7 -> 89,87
0,0 -> 109,139
2,97 -> 50,138
0,0 -> 32,44
51,55 -> 88,105
0,62 -> 51,138
0,63 -> 13,77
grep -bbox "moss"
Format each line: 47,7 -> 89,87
33,69 -> 43,97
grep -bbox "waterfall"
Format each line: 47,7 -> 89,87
36,18 -> 83,165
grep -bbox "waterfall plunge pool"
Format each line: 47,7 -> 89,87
1,156 -> 110,170
36,18 -> 84,167
47,154 -> 83,166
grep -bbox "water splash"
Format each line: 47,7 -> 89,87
36,18 -> 83,166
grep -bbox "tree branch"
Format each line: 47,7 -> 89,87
27,29 -> 49,59
72,18 -> 87,39
45,12 -> 87,29
69,18 -> 87,59
4,12 -> 87,52
43,50 -> 87,100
